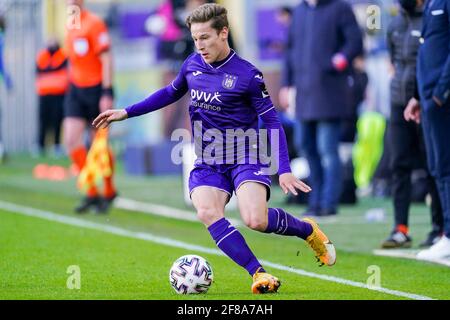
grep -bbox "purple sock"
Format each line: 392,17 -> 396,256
264,208 -> 313,239
208,218 -> 264,276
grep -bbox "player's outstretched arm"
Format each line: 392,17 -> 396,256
93,80 -> 188,129
93,109 -> 128,129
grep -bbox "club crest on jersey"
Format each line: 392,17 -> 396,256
222,74 -> 238,90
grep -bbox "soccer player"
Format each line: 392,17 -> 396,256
64,0 -> 117,213
93,3 -> 336,293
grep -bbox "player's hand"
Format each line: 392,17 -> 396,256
99,94 -> 114,113
279,173 -> 311,196
278,87 -> 291,111
404,97 -> 421,124
92,109 -> 128,129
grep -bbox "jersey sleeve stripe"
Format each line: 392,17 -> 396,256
258,106 -> 275,117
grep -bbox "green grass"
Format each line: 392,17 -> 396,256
0,155 -> 449,300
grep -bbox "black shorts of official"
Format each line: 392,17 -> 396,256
64,83 -> 102,123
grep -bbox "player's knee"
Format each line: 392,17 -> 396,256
240,204 -> 268,231
242,213 -> 268,231
196,206 -> 222,226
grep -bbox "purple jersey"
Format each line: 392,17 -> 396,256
126,50 -> 291,175
173,51 -> 269,133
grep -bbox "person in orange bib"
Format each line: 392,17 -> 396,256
35,38 -> 68,157
64,0 -> 117,213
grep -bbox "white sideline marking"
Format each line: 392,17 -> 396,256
116,197 -> 419,226
374,249 -> 450,267
0,200 -> 434,300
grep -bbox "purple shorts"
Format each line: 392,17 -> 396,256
189,164 -> 271,201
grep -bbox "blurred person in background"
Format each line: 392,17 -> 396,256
274,6 -> 299,160
262,6 -> 292,58
35,38 -> 69,158
405,0 -> 450,260
64,0 -> 117,213
342,56 -> 368,145
280,0 -> 363,217
277,6 -> 293,30
381,0 -> 443,249
0,15 -> 12,164
340,56 -> 368,205
0,15 -> 11,90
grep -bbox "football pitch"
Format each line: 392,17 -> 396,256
1,155 -> 449,300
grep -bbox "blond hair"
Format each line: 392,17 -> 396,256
186,3 -> 229,33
